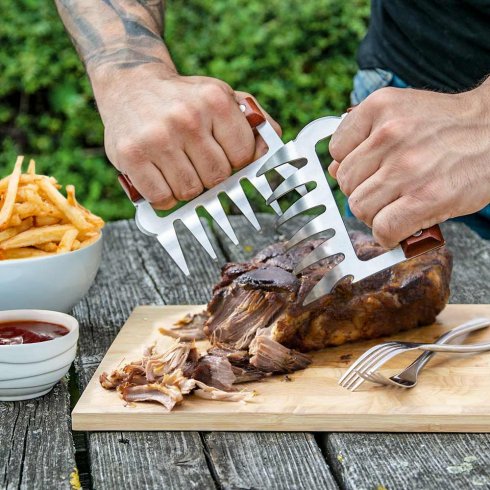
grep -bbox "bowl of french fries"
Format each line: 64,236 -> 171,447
0,156 -> 104,312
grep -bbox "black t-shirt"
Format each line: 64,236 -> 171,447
357,0 -> 490,92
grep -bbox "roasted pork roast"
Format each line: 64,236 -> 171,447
205,231 -> 452,352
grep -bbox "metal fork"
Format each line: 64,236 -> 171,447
359,318 -> 490,389
338,318 -> 490,392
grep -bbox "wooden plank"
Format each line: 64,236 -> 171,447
74,304 -> 490,432
204,432 -> 337,490
0,380 -> 77,490
215,214 -> 490,490
73,220 -> 218,490
74,219 -> 337,489
324,432 -> 490,490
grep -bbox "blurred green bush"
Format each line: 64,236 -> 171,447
0,0 -> 368,221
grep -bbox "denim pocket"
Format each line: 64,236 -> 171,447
351,69 -> 395,105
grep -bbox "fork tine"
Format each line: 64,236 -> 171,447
273,163 -> 308,197
348,346 -> 406,391
338,343 -> 397,386
342,345 -> 402,391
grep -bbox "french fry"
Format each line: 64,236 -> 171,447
34,242 -> 58,253
8,214 -> 22,227
38,178 -> 92,232
0,247 -> 51,260
0,156 -> 24,230
79,233 -> 101,249
66,184 -> 105,229
0,157 -> 103,260
27,159 -> 36,175
57,229 -> 79,254
0,174 -> 56,193
34,216 -> 60,227
0,217 -> 34,243
0,224 -> 76,250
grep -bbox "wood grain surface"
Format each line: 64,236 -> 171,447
73,304 -> 490,432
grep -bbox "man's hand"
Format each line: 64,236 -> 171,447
92,68 -> 280,209
328,82 -> 490,248
55,0 -> 280,210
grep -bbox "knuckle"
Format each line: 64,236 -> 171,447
372,218 -> 393,246
374,120 -> 402,144
229,144 -> 254,168
169,105 -> 201,133
141,181 -> 173,204
201,82 -> 232,107
173,170 -> 204,201
348,196 -> 366,221
116,141 -> 146,162
204,166 -> 232,188
329,135 -> 342,161
178,185 -> 204,201
336,168 -> 351,195
366,87 -> 396,110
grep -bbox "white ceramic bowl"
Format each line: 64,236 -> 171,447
0,233 -> 102,312
0,309 -> 79,401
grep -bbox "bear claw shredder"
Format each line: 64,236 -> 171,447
118,97 -> 307,275
257,112 -> 444,305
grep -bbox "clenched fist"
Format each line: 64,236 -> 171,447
328,80 -> 490,248
91,65 -> 280,209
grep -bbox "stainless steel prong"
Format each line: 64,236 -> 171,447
257,141 -> 304,176
247,173 -> 282,215
287,213 -> 332,250
226,184 -> 261,231
303,266 -> 353,305
157,228 -> 190,276
293,237 -> 336,273
266,169 -> 310,205
204,199 -> 239,245
276,189 -> 324,228
181,213 -> 217,260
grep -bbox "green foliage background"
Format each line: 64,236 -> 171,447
0,0 -> 369,221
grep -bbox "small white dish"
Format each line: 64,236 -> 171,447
0,232 -> 102,312
0,309 -> 79,401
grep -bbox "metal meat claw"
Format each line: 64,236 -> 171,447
119,97 -> 308,275
257,114 -> 445,305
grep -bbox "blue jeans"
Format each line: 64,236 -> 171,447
346,69 -> 490,239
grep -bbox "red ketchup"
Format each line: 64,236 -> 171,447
0,321 -> 69,345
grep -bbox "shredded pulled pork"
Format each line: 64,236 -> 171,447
99,340 -> 254,410
159,311 -> 208,341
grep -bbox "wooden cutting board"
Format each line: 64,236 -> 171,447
72,304 -> 490,432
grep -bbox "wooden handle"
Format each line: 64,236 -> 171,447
239,97 -> 266,128
118,174 -> 143,203
400,225 -> 445,258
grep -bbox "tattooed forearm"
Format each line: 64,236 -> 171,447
55,0 -> 175,76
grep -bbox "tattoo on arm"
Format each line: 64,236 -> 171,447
55,0 -> 172,73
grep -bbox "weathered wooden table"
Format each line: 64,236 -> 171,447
1,215 -> 489,490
